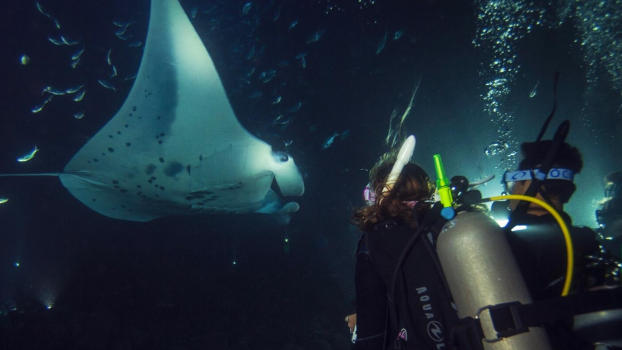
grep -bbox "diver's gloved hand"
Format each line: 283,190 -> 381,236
345,313 -> 357,334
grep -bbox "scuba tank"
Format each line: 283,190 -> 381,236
431,154 -> 551,349
436,211 -> 552,349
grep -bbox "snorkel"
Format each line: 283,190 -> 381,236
381,135 -> 416,198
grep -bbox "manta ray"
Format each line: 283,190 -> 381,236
1,0 -> 304,222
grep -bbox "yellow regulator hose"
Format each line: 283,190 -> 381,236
487,194 -> 574,296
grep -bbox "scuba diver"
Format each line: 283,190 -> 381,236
502,140 -> 603,299
499,138 -> 621,349
349,136 -> 459,350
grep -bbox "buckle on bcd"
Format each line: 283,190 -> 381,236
476,301 -> 528,342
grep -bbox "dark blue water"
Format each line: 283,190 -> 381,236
1,0 -> 621,349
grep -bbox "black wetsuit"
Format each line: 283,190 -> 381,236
353,234 -> 386,350
353,217 -> 457,350
506,211 -> 602,349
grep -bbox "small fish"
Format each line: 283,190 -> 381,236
60,35 -> 79,46
528,80 -> 539,98
113,20 -> 134,28
97,79 -> 117,92
272,114 -> 290,126
246,67 -> 256,77
110,65 -> 118,78
288,20 -> 298,31
322,130 -> 350,149
70,57 -> 80,69
306,30 -> 325,44
128,41 -> 143,48
47,36 -> 63,46
0,197 -> 8,205
258,69 -> 276,83
71,47 -> 85,61
272,6 -> 281,21
115,30 -> 132,41
272,96 -> 282,104
322,133 -> 339,149
73,111 -> 85,120
17,145 -> 39,162
242,2 -> 252,16
35,1 -> 51,18
115,25 -> 129,36
65,84 -> 84,94
35,2 -> 61,29
41,86 -> 66,96
106,49 -> 112,65
287,101 -> 302,113
295,52 -> 307,69
31,95 -> 53,114
393,30 -> 403,40
376,31 -> 388,55
73,89 -> 86,102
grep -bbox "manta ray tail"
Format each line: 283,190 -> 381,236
0,173 -> 61,177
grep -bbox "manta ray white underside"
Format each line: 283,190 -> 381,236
45,0 -> 305,221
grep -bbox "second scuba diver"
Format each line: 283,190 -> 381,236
348,140 -> 459,350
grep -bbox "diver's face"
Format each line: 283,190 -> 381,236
508,180 -> 529,210
508,179 -> 562,214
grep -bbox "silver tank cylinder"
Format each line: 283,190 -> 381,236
436,211 -> 551,350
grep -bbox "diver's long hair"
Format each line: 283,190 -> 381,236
352,151 -> 435,232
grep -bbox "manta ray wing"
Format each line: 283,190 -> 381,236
60,0 -> 304,222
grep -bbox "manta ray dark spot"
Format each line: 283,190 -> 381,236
112,180 -> 119,185
164,161 -> 183,177
186,165 -> 191,175
91,198 -> 96,202
93,158 -> 99,162
159,157 -> 164,163
128,113 -> 133,117
124,124 -> 129,128
117,131 -> 122,135
158,140 -> 163,145
126,142 -> 131,147
157,115 -> 162,120
108,147 -> 114,153
136,184 -> 142,188
108,135 -> 113,139
199,155 -> 203,161
145,164 -> 156,175
132,106 -> 137,112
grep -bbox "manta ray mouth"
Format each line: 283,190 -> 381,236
271,177 -> 285,198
